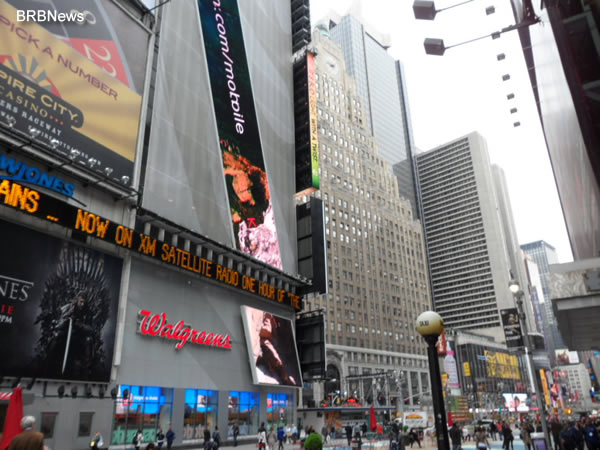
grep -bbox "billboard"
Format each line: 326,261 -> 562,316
240,305 -> 302,387
503,393 -> 529,412
198,0 -> 282,269
0,218 -> 122,381
0,0 -> 148,182
500,307 -> 524,349
555,349 -> 580,365
485,350 -> 521,380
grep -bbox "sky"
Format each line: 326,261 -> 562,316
311,0 -> 573,263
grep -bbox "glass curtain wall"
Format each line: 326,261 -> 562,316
228,391 -> 259,437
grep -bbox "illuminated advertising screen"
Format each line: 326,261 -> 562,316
555,349 -> 580,365
197,0 -> 282,269
0,0 -> 148,181
503,393 -> 529,412
240,305 -> 302,387
0,218 -> 122,382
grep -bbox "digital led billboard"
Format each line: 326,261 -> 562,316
241,305 -> 302,387
197,0 -> 282,269
0,218 -> 122,382
503,393 -> 529,412
0,0 -> 148,182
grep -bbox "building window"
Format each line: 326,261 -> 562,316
40,413 -> 57,439
78,412 -> 94,437
112,385 -> 173,445
228,391 -> 259,437
183,389 -> 219,442
267,393 -> 292,427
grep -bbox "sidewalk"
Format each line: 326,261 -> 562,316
186,438 -> 439,450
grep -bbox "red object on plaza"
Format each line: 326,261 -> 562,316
0,387 -> 24,450
447,412 -> 453,427
370,406 -> 377,431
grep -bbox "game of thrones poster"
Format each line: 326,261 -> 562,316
0,219 -> 122,382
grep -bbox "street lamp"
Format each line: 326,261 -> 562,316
413,0 -> 477,21
508,279 -> 552,449
416,311 -> 450,450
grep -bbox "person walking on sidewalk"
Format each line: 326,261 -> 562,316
450,424 -> 463,450
257,423 -> 267,449
166,426 -> 175,450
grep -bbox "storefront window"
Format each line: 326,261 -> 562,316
111,385 -> 173,445
228,391 -> 259,437
183,389 -> 218,442
267,393 -> 292,427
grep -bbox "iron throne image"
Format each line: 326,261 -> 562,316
34,244 -> 113,380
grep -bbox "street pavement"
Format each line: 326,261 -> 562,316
185,437 -> 529,450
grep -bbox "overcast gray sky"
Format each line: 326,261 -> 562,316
311,0 -> 573,262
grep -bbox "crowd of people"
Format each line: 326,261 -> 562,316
446,416 -> 600,450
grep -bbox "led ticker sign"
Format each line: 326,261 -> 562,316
0,180 -> 302,309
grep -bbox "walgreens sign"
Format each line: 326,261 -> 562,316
138,309 -> 232,350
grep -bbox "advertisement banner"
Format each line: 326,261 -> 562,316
485,350 -> 521,380
197,0 -> 282,269
306,51 -> 319,193
240,305 -> 302,387
500,308 -> 524,349
0,219 -> 122,381
555,349 -> 579,365
540,369 -> 551,408
0,0 -> 147,181
503,393 -> 529,412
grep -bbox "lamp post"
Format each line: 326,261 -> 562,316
508,279 -> 551,449
416,311 -> 450,450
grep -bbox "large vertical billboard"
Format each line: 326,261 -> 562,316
305,51 -> 320,194
0,219 -> 122,381
197,0 -> 282,269
0,0 -> 148,182
240,305 -> 302,387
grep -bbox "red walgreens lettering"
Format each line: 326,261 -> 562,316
138,309 -> 232,350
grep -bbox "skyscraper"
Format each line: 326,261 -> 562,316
521,240 -> 565,363
415,132 -> 515,334
324,13 -> 418,216
304,30 -> 431,407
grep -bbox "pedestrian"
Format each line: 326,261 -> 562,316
502,423 -> 514,450
166,426 -> 175,450
361,422 -> 367,435
345,424 -> 353,446
258,423 -> 267,449
90,431 -> 104,449
291,424 -> 298,443
134,429 -> 144,450
233,423 -> 240,447
156,428 -> 165,449
213,426 -> 221,450
203,427 -> 211,450
475,426 -> 490,450
552,417 -> 564,450
521,421 -> 533,450
489,422 -> 498,441
449,423 -> 462,450
8,416 -> 45,450
584,418 -> 600,450
409,428 -> 421,448
561,421 -> 581,450
267,426 -> 277,450
277,426 -> 285,450
321,424 -> 328,443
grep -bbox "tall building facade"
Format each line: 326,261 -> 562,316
491,165 -> 537,333
415,133 -> 515,333
323,13 -> 419,216
521,240 -> 565,363
304,30 -> 431,407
